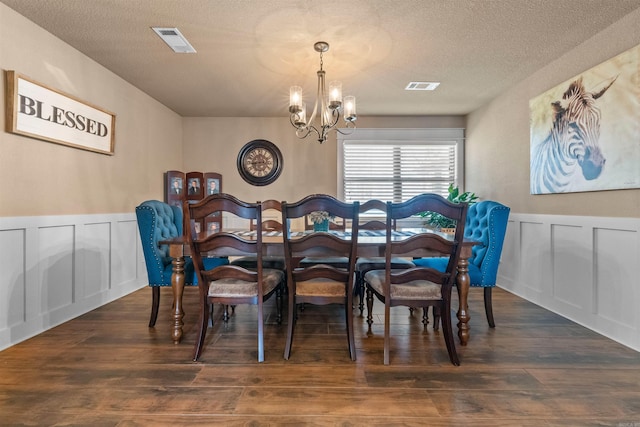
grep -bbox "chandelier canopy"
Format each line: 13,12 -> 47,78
288,41 -> 357,144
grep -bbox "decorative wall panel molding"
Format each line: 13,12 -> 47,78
2,211 -> 638,353
0,213 -> 145,350
499,213 -> 640,351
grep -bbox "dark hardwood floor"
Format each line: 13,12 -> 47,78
1,285 -> 640,426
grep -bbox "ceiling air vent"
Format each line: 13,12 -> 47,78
152,27 -> 196,53
405,82 -> 440,91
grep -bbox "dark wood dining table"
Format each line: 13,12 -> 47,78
161,229 -> 477,346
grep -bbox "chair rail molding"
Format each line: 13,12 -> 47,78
0,212 -> 146,350
498,212 -> 640,352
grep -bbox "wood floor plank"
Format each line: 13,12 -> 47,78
363,366 -> 543,390
193,364 -> 367,387
234,387 -> 441,417
429,389 -> 640,418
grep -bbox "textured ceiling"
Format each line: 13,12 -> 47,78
2,0 -> 640,117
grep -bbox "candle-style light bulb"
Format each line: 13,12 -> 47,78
344,96 -> 356,121
289,86 -> 302,113
329,81 -> 342,109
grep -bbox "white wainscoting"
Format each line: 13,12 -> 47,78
3,211 -> 638,353
499,213 -> 640,352
0,213 -> 146,351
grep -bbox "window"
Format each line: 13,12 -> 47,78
338,128 -> 464,203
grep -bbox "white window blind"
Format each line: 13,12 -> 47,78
338,128 -> 464,204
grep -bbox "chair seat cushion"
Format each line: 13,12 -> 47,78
208,268 -> 284,297
230,255 -> 286,270
355,257 -> 415,272
412,257 -> 485,287
364,270 -> 441,300
297,278 -> 348,297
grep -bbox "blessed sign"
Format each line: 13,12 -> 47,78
5,70 -> 115,155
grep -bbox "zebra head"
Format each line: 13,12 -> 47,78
552,76 -> 616,181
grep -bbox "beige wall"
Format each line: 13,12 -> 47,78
0,3 -> 184,217
466,8 -> 640,217
182,115 -> 465,203
7,0 -> 640,219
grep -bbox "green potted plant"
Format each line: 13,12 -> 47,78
419,184 -> 478,231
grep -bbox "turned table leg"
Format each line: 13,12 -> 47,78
171,256 -> 186,344
456,257 -> 470,346
168,242 -> 186,344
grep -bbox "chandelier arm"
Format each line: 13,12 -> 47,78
295,125 -> 312,139
296,124 -> 323,143
302,69 -> 325,130
328,107 -> 340,128
335,121 -> 356,136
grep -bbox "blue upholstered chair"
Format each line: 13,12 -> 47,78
136,200 -> 228,327
413,200 -> 510,328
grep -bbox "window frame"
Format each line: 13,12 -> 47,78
337,128 -> 465,203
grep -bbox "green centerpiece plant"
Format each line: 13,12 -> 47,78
309,211 -> 334,232
420,184 -> 478,231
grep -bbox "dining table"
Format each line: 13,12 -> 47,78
161,229 -> 477,346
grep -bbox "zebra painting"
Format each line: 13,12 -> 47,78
530,76 -> 616,195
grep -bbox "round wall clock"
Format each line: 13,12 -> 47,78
237,139 -> 283,186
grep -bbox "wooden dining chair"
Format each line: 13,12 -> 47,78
363,193 -> 468,365
186,194 -> 285,362
281,194 -> 360,360
230,199 -> 286,271
299,207 -> 349,269
353,199 -> 415,316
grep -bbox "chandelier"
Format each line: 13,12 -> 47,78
288,41 -> 357,144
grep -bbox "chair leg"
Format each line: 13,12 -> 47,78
257,300 -> 265,362
222,304 -> 236,323
284,292 -> 296,360
354,272 -> 365,316
365,287 -> 374,335
193,299 -> 210,362
433,306 -> 441,331
484,287 -> 496,328
276,285 -> 283,325
422,307 -> 429,330
383,302 -> 391,365
359,279 -> 366,316
440,301 -> 460,366
345,295 -> 356,361
148,287 -> 160,327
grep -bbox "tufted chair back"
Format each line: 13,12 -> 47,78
464,200 -> 510,287
136,200 -> 228,327
136,200 -> 193,286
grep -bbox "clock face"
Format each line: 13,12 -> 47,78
244,147 -> 274,177
237,139 -> 283,186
